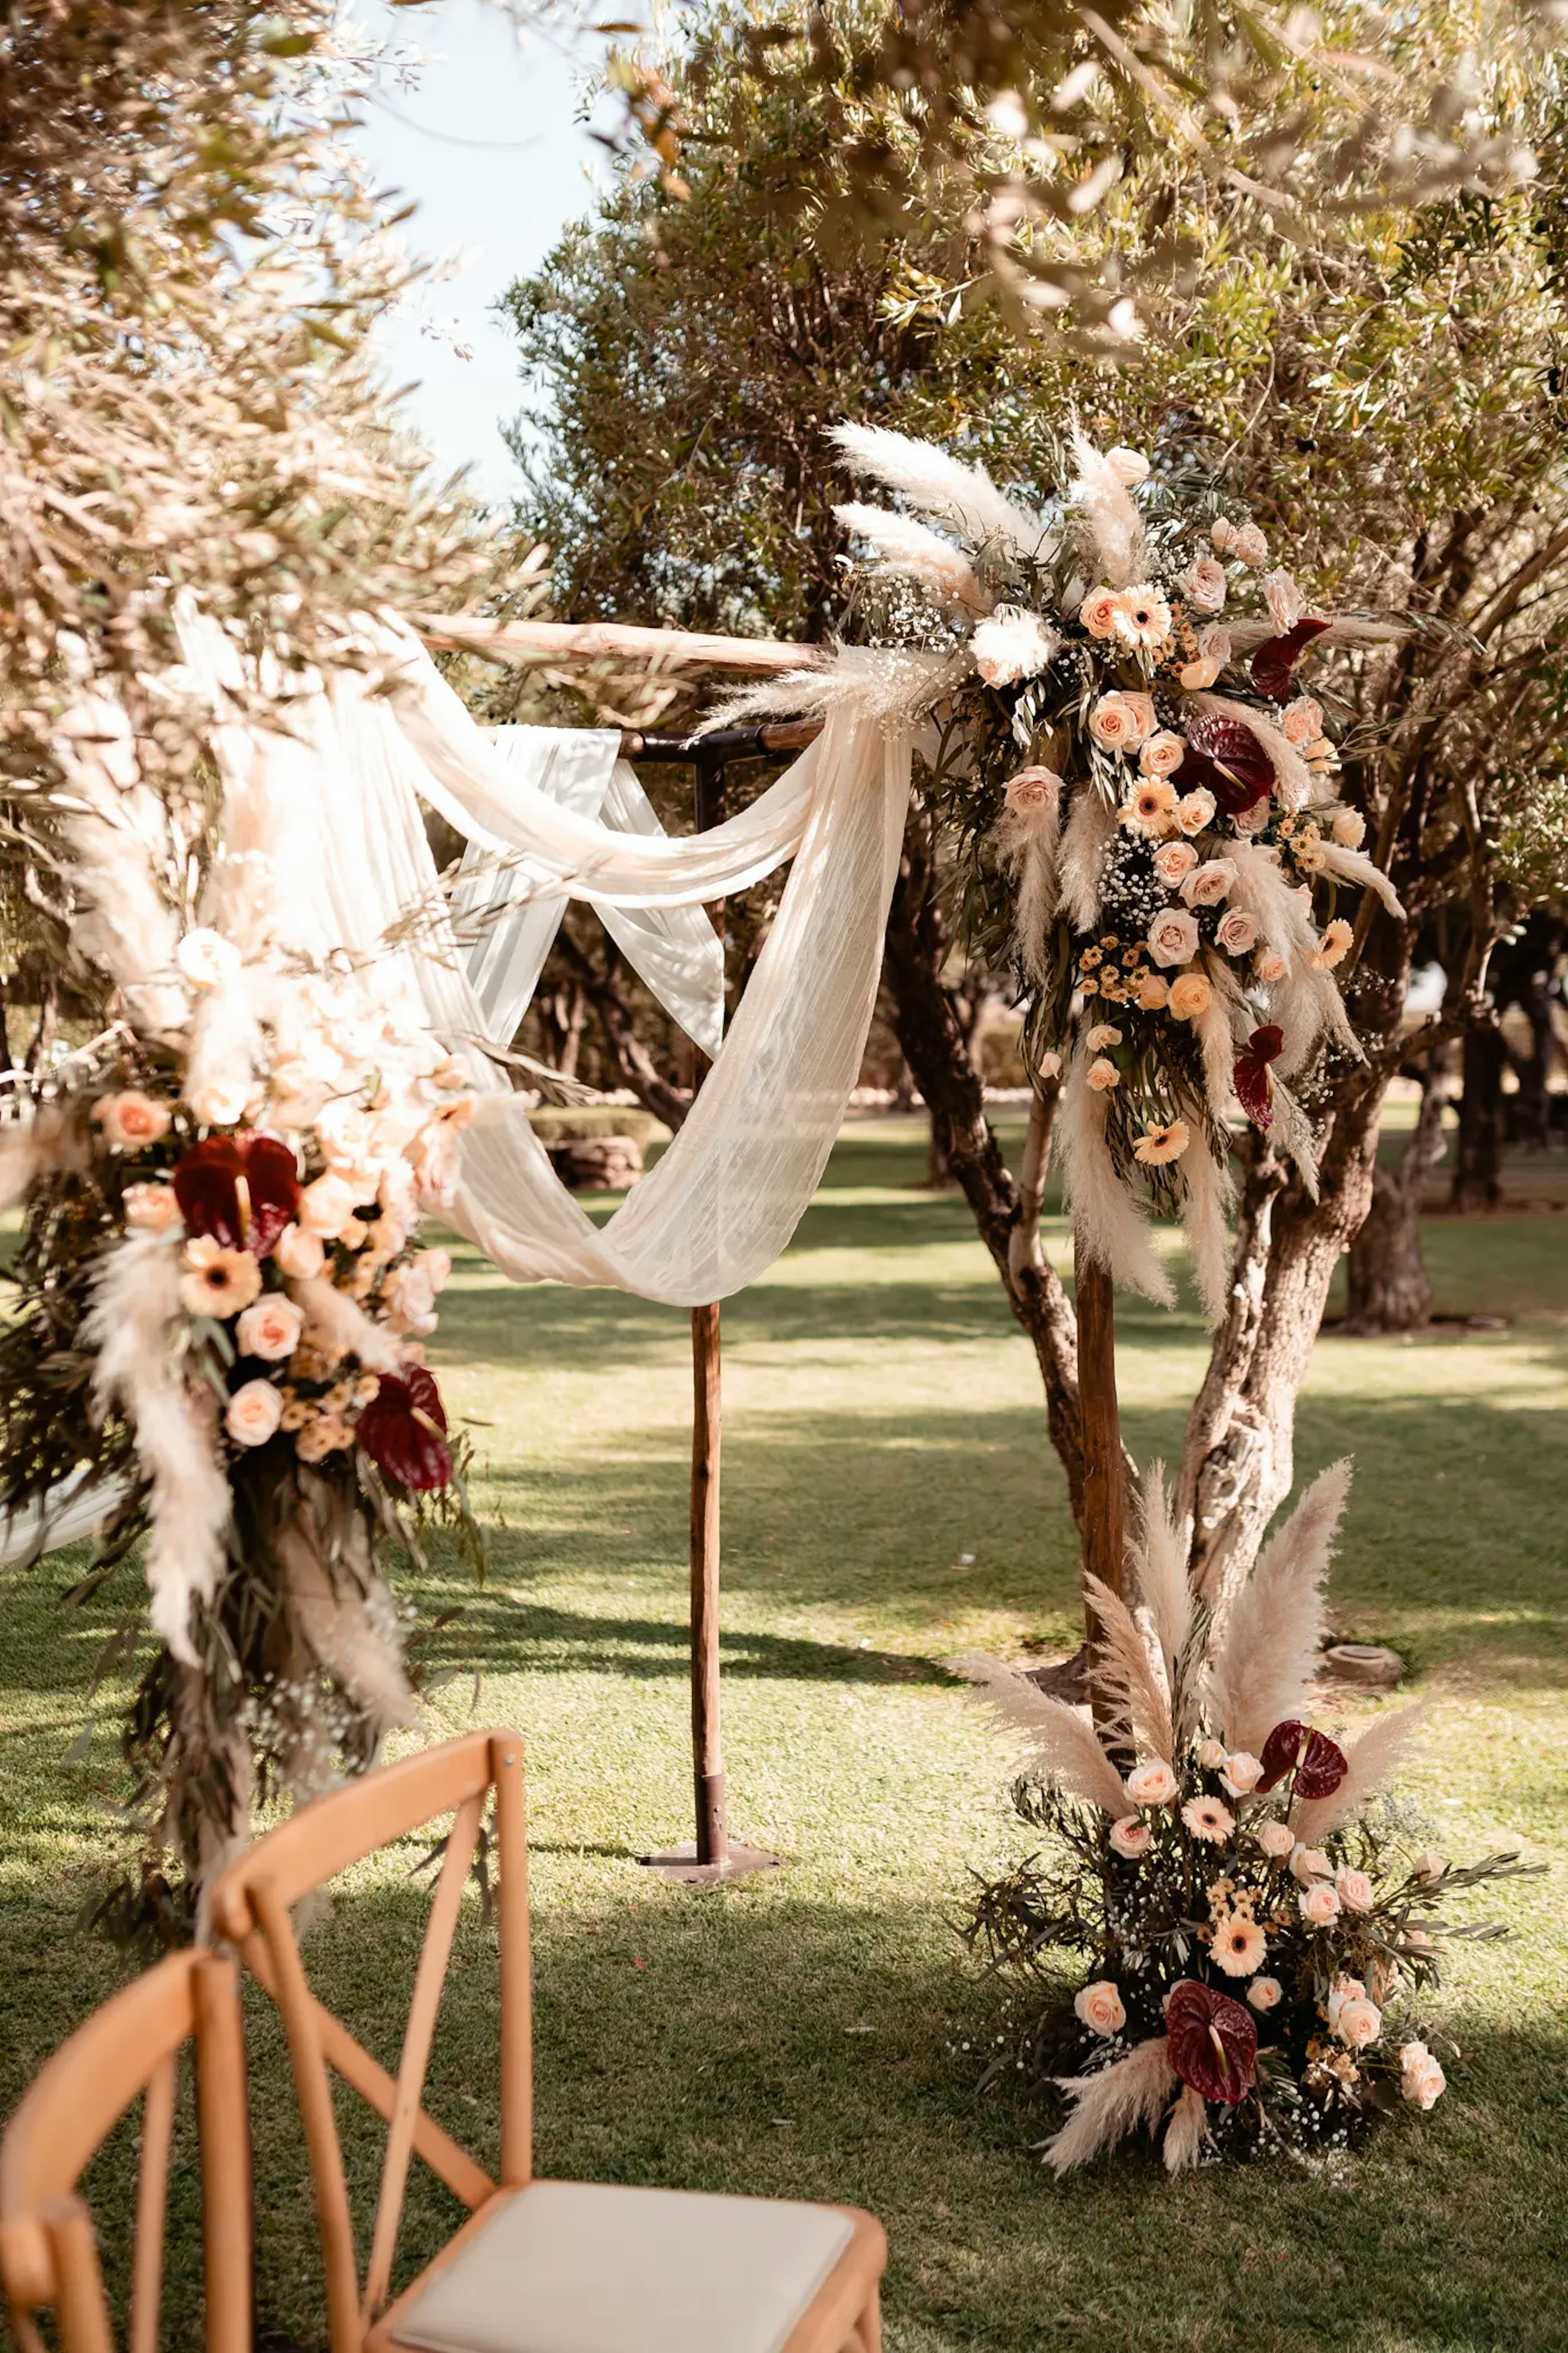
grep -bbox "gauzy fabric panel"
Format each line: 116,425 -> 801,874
454,733 -> 726,1060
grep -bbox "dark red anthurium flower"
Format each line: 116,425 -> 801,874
1257,1719 -> 1348,1799
1234,1024 -> 1284,1131
174,1133 -> 301,1258
1165,1981 -> 1257,2106
1180,711 -> 1274,814
356,1365 -> 452,1491
1250,617 -> 1330,702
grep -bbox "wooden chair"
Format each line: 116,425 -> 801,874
210,1728 -> 885,2353
0,1948 -> 252,2353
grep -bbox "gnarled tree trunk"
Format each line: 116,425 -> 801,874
1342,1054 -> 1450,1335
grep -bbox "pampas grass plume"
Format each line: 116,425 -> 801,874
1042,2038 -> 1176,2174
953,1654 -> 1128,1816
1207,1460 -> 1352,1754
1293,1703 -> 1431,1845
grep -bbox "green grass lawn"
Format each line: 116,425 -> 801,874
2,1115 -> 1566,2351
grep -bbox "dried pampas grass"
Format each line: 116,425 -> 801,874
1042,2037 -> 1176,2174
1131,1463 -> 1190,1690
1293,1703 -> 1431,1845
953,1654 -> 1128,1816
288,1274 -> 403,1374
1056,1053 -> 1176,1309
1206,1460 -> 1352,1755
279,1520 -> 418,1735
833,502 -> 990,614
1083,1572 -> 1174,1760
1067,431 -> 1149,590
1162,2083 -> 1209,2174
1057,789 -> 1117,933
1178,1139 -> 1236,1328
1314,839 -> 1405,916
1227,839 -> 1317,977
85,1231 -> 232,1665
830,425 -> 1051,567
994,781 -> 1062,985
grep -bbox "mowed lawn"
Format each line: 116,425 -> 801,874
1,1113 -> 1565,2351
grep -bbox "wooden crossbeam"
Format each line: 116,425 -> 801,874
413,613 -> 823,677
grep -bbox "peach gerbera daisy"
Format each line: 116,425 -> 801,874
1112,584 -> 1173,648
1212,1913 -> 1268,1978
1133,1120 -> 1190,1167
179,1236 -> 263,1318
1181,1794 -> 1235,1844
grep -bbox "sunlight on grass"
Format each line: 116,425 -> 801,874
1,1121 -> 1564,2351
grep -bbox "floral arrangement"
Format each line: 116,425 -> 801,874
0,643 -> 486,1937
961,1464 -> 1535,2173
821,422 -> 1406,1318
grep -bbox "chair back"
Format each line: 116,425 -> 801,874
209,1729 -> 531,2353
0,1948 -> 251,2353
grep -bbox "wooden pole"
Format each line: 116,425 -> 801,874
413,612 -> 824,678
1074,1239 -> 1125,1735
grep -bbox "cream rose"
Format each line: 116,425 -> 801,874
1247,1976 -> 1283,2012
416,1246 -> 452,1294
1079,587 -> 1123,640
1330,808 -> 1366,849
1176,789 -> 1217,837
1139,729 -> 1185,778
1121,693 -> 1156,743
1281,696 -> 1323,746
96,1090 -> 172,1152
1074,1980 -> 1127,2036
1417,1850 -> 1446,1885
1154,841 -> 1198,888
1336,1866 -> 1375,1914
1198,1737 -> 1227,1769
123,1181 -> 180,1231
1211,517 -> 1239,554
235,1296 -> 305,1363
1335,1995 -> 1382,2050
1003,765 -> 1063,812
189,1077 -> 249,1129
299,1173 -> 358,1237
1216,908 -> 1259,957
225,1378 -> 283,1449
1167,972 -> 1212,1021
1399,2041 -> 1446,2109
1179,858 -> 1237,908
274,1222 -> 326,1280
1220,1750 -> 1263,1795
1261,567 -> 1302,633
1290,1843 -> 1334,1883
1125,1758 -> 1178,1808
176,927 -> 242,990
1234,796 -> 1272,838
1147,908 -> 1200,968
1178,656 -> 1222,691
1086,1023 -> 1123,1051
1037,1049 -> 1062,1079
1087,1056 -> 1120,1093
1180,556 -> 1227,613
1089,691 -> 1144,753
1300,1881 -> 1342,1928
1257,952 -> 1287,984
1109,1815 -> 1151,1860
1136,974 -> 1169,1010
1106,446 -> 1149,486
1256,1819 -> 1296,1859
1233,522 -> 1268,568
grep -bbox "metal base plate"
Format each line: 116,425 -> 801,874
637,1840 -> 780,1886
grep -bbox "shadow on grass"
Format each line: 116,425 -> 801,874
223,1877 -> 1568,2353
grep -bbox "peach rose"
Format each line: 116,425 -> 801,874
1216,908 -> 1259,956
1109,1815 -> 1151,1859
1176,789 -> 1217,837
1256,1819 -> 1296,1859
1086,1023 -> 1123,1050
1125,1758 -> 1178,1807
1121,692 -> 1157,743
1261,568 -> 1302,633
1167,972 -> 1212,1021
1089,691 -> 1144,752
1399,2040 -> 1446,2109
1335,1994 -> 1382,2050
96,1091 -> 172,1152
299,1173 -> 358,1237
416,1248 -> 452,1294
1281,696 -> 1323,746
1233,522 -> 1268,567
1211,517 -> 1239,554
225,1378 -> 283,1448
1037,1049 -> 1063,1080
1106,446 -> 1149,486
1079,587 -> 1123,640
1136,973 -> 1170,1010
1233,796 -> 1273,837
1331,808 -> 1366,848
1147,908 -> 1199,968
235,1296 -> 305,1363
1178,656 -> 1223,691
1087,1056 -> 1120,1092
1179,556 -> 1227,613
124,1181 -> 180,1231
176,928 -> 241,990
274,1222 -> 326,1280
1417,1850 -> 1446,1885
1257,952 -> 1287,983
1247,1976 -> 1283,2012
1336,1866 -> 1375,1914
1198,1737 -> 1227,1769
1179,857 -> 1237,908
1290,1843 -> 1334,1883
1003,765 -> 1063,812
1220,1750 -> 1262,1795
1074,1980 -> 1127,2036
1299,1881 -> 1342,1928
189,1077 -> 249,1129
1139,729 -> 1185,778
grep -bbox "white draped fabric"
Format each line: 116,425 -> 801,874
184,614 -> 917,1308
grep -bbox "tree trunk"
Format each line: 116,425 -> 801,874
1342,1056 -> 1449,1335
1451,1020 -> 1506,1210
552,932 -> 693,1131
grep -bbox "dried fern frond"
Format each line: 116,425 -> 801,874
953,1654 -> 1127,1815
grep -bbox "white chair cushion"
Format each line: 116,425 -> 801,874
389,2180 -> 858,2353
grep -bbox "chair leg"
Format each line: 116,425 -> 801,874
855,2288 -> 883,2353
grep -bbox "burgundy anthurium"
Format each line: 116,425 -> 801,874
1165,1981 -> 1257,2106
356,1365 -> 452,1491
173,1133 -> 301,1258
1256,1719 -> 1349,1799
1233,1024 -> 1284,1131
1250,617 -> 1330,702
1180,711 -> 1274,814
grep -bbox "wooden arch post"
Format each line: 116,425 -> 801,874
1074,1240 -> 1126,1733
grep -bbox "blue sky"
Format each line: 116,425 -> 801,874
347,2 -> 620,503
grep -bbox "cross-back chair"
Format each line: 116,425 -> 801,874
209,1727 -> 886,2353
0,1947 -> 252,2353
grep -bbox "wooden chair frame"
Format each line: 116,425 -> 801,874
210,1727 -> 884,2353
0,1947 -> 252,2353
